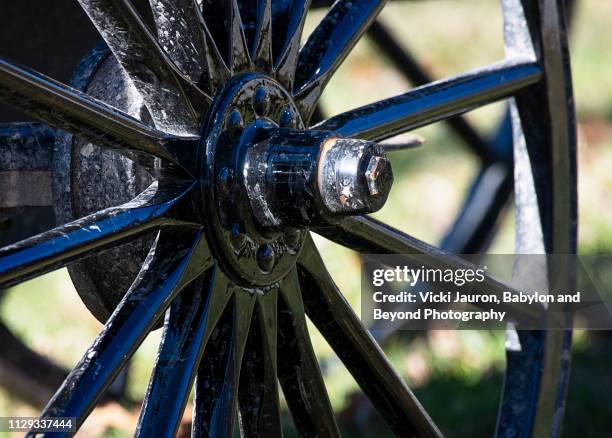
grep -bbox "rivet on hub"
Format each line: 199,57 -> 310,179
217,167 -> 232,191
252,86 -> 270,116
226,108 -> 244,140
256,244 -> 275,272
279,107 -> 296,128
230,223 -> 247,251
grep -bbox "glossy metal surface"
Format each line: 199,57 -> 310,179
136,269 -> 226,437
273,0 -> 310,91
244,129 -> 393,227
238,289 -> 283,436
193,286 -> 255,437
248,0 -> 273,72
315,216 -> 544,322
149,0 -> 209,83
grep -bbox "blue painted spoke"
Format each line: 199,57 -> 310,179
29,230 -> 212,434
136,267 -> 233,437
0,181 -> 198,288
315,60 -> 542,141
183,0 -> 231,93
293,0 -> 387,119
366,20 -> 495,162
201,0 -> 250,75
0,58 -> 198,171
442,161 -> 513,253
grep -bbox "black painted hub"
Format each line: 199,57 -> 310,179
200,73 -> 306,287
199,73 -> 394,288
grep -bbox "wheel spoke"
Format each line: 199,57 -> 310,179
193,288 -> 255,437
293,0 -> 387,120
314,59 -> 542,141
278,269 -> 339,437
201,0 -> 250,74
136,267 -> 230,437
366,20 -> 494,162
274,0 -> 312,92
194,1 -> 232,92
77,0 -> 209,135
201,0 -> 230,67
315,216 -> 544,321
236,0 -> 258,51
251,0 -> 272,70
0,181 -> 197,288
228,0 -> 251,72
439,113 -> 515,255
297,236 -> 441,437
31,230 -> 212,431
0,59 -> 198,172
238,290 -> 282,437
149,0 -> 208,82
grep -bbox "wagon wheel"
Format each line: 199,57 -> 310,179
0,0 -> 575,436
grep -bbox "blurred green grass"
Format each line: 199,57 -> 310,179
2,0 -> 612,436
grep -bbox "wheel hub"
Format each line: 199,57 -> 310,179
200,73 -> 306,287
199,73 -> 395,288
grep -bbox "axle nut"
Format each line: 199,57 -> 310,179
317,137 -> 393,215
365,155 -> 393,196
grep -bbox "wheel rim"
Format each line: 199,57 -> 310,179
0,0 -> 576,436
